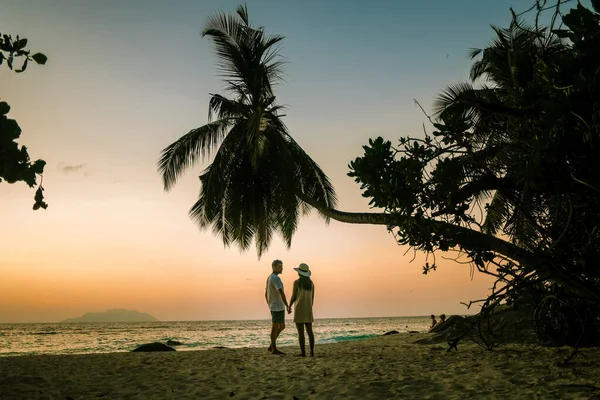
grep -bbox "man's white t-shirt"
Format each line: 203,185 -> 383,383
266,273 -> 285,312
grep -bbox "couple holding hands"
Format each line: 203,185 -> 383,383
265,260 -> 315,357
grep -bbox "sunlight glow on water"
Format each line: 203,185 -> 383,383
0,317 -> 431,356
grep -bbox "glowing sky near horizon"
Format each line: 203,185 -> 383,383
1,0 -> 539,322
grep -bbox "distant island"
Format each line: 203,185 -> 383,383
62,308 -> 158,323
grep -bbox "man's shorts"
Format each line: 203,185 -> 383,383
271,310 -> 285,323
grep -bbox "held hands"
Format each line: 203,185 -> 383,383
286,306 -> 292,314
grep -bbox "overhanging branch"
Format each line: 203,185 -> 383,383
297,191 -> 600,302
297,191 -> 534,264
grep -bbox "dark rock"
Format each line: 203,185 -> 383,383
213,346 -> 228,349
166,340 -> 183,346
408,330 -> 420,333
132,342 -> 176,352
383,330 -> 400,336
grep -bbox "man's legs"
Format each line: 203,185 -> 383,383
306,323 -> 315,357
268,322 -> 278,352
268,310 -> 286,353
278,322 -> 286,336
296,323 -> 306,356
270,322 -> 285,354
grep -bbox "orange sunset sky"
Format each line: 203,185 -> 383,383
0,0 -> 539,323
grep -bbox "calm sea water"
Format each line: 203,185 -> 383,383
0,316 -> 430,357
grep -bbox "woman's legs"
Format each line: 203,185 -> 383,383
305,323 -> 315,356
295,323 -> 306,356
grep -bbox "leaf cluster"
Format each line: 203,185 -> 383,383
1,31 -> 48,209
0,101 -> 46,187
0,32 -> 47,73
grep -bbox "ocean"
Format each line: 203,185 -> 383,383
0,316 -> 431,357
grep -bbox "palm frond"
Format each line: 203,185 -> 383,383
202,7 -> 285,104
236,4 -> 249,25
433,81 -> 476,117
202,11 -> 249,86
202,28 -> 246,81
189,123 -> 246,230
158,119 -> 231,191
468,47 -> 483,60
483,191 -> 512,235
208,93 -> 248,121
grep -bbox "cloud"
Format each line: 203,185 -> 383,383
58,163 -> 87,174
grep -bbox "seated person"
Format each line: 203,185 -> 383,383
429,314 -> 437,330
430,314 -> 448,333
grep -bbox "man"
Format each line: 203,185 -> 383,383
265,259 -> 290,355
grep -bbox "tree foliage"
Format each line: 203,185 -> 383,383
348,2 -> 600,345
0,32 -> 47,72
1,31 -> 48,209
158,5 -> 336,256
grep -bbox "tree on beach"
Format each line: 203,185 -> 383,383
0,31 -> 48,209
160,2 -> 600,345
343,2 -> 600,345
158,5 -> 336,256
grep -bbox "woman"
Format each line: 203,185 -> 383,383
288,263 -> 315,357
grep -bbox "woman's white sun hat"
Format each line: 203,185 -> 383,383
294,263 -> 311,277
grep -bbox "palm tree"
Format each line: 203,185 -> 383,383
157,5 -> 600,301
158,5 -> 337,256
432,17 -> 564,251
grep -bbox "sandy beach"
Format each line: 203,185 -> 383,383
1,333 -> 599,399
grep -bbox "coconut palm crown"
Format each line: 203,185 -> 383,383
158,5 -> 337,256
431,17 -> 564,251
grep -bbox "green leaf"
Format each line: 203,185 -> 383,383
0,101 -> 10,115
15,38 -> 27,49
31,53 -> 47,65
24,171 -> 37,187
15,58 -> 28,73
3,118 -> 21,140
31,160 -> 46,175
